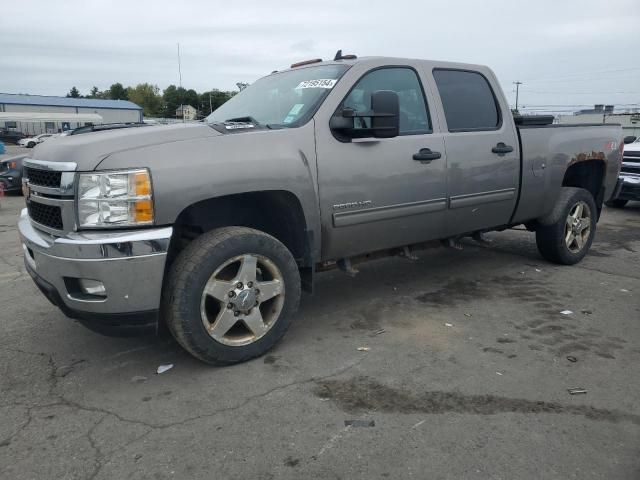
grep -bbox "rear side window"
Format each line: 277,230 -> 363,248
433,69 -> 500,132
342,67 -> 431,135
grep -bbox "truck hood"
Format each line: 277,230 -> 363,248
31,123 -> 220,171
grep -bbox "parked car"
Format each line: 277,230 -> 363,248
18,134 -> 54,148
0,154 -> 28,194
605,136 -> 639,208
0,140 -> 4,155
18,54 -> 623,365
0,129 -> 25,145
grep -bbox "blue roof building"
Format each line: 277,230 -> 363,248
0,93 -> 143,135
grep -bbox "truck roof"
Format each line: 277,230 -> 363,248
276,56 -> 491,75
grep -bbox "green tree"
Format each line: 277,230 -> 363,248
66,86 -> 81,98
127,83 -> 162,117
199,89 -> 234,116
108,83 -> 128,100
88,86 -> 100,98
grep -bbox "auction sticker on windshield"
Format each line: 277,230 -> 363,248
295,79 -> 337,89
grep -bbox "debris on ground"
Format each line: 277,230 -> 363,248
581,310 -> 593,315
620,289 -> 629,293
566,356 -> 577,363
344,419 -> 375,427
131,376 -> 148,383
496,372 -> 503,376
464,313 -> 472,317
357,347 -> 370,352
560,310 -> 573,315
412,420 -> 426,429
567,388 -> 587,395
374,328 -> 386,335
535,268 -> 542,272
445,323 -> 453,327
156,364 -> 174,374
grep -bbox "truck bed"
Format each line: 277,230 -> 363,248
511,123 -> 622,224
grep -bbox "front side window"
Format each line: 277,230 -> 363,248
206,64 -> 349,128
342,67 -> 431,135
433,69 -> 500,132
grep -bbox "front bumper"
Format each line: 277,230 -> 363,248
18,209 -> 172,336
612,174 -> 640,201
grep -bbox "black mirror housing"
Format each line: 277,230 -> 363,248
370,90 -> 400,138
624,135 -> 637,145
330,91 -> 400,141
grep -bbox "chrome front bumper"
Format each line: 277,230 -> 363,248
18,209 -> 172,334
616,173 -> 640,201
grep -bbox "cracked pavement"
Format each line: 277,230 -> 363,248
1,193 -> 639,479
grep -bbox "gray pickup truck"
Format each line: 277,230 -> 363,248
18,54 -> 623,364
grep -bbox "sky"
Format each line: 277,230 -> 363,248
1,0 -> 639,114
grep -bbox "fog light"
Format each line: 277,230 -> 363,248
78,279 -> 106,297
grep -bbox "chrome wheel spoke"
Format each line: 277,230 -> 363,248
566,216 -> 574,229
243,309 -> 268,337
256,279 -> 283,301
236,255 -> 258,284
565,229 -> 574,246
209,308 -> 238,338
203,279 -> 233,302
573,203 -> 583,219
574,232 -> 584,250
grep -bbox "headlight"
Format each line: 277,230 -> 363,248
77,169 -> 154,228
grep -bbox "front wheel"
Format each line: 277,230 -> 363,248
535,187 -> 597,265
27,142 -> 35,148
164,227 -> 301,365
605,199 -> 628,209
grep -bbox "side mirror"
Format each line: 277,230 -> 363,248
329,90 -> 400,140
370,90 -> 399,138
624,135 -> 637,145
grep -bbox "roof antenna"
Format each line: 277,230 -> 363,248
334,49 -> 357,61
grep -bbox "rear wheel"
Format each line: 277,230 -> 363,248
164,227 -> 301,365
27,142 -> 35,148
605,199 -> 628,209
536,187 -> 597,265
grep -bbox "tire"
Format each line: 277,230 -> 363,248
163,226 -> 301,365
27,142 -> 35,148
605,199 -> 628,209
535,187 -> 597,265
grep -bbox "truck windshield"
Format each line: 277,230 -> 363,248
206,64 -> 349,128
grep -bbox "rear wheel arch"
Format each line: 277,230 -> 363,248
561,160 -> 606,214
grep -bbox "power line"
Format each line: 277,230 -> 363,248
524,67 -> 640,83
523,90 -> 640,95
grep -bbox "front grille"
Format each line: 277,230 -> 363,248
27,201 -> 63,230
621,162 -> 640,175
25,168 -> 62,188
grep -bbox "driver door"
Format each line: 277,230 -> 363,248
315,66 -> 448,260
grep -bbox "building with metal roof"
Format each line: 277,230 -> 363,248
0,93 -> 143,135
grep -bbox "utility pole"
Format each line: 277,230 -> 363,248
209,92 -> 213,114
513,81 -> 523,112
177,43 -> 184,122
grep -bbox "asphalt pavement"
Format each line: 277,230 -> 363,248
1,193 -> 638,480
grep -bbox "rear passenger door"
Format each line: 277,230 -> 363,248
430,68 -> 520,236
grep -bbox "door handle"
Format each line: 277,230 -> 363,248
492,142 -> 514,154
413,148 -> 442,162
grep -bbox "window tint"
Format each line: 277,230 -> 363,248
343,68 -> 430,135
433,69 -> 500,131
